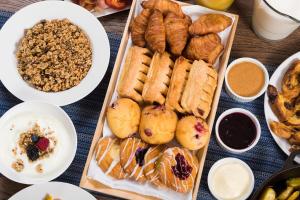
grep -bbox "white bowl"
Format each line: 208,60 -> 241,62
0,101 -> 77,184
0,1 -> 110,106
225,57 -> 269,102
208,157 -> 254,200
215,108 -> 261,154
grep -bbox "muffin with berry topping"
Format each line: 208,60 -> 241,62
107,98 -> 141,139
157,147 -> 199,193
139,105 -> 177,144
176,116 -> 209,150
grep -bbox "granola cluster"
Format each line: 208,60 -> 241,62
16,19 -> 92,92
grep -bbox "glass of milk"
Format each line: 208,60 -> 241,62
252,0 -> 300,41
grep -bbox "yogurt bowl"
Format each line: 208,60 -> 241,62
0,101 -> 77,184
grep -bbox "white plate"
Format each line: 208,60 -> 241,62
9,182 -> 96,200
0,101 -> 77,184
264,51 -> 300,163
0,1 -> 110,106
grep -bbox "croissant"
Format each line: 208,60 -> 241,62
130,9 -> 152,47
141,0 -> 184,18
165,12 -> 190,56
145,10 -> 166,53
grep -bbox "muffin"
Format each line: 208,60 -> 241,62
176,116 -> 209,150
107,98 -> 141,139
139,105 -> 178,144
157,147 -> 199,193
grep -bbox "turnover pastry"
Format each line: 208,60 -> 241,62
145,10 -> 166,53
130,9 -> 152,47
164,13 -> 190,56
139,105 -> 177,144
157,147 -> 199,193
142,52 -> 174,104
143,145 -> 166,186
141,0 -> 184,18
94,137 -> 127,179
185,33 -> 224,64
181,60 -> 218,119
107,98 -> 141,139
120,137 -> 149,182
166,56 -> 192,113
176,116 -> 209,150
189,13 -> 232,35
117,46 -> 152,104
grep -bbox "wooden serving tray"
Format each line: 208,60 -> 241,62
80,0 -> 239,199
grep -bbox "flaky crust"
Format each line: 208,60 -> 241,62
117,46 -> 152,104
181,60 -> 218,119
142,52 -> 174,104
130,9 -> 152,47
166,56 -> 192,113
189,13 -> 232,35
141,0 -> 184,18
185,33 -> 224,64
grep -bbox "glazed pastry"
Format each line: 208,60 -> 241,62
185,33 -> 224,64
282,60 -> 300,100
176,116 -> 209,150
269,121 -> 294,139
107,98 -> 141,139
189,13 -> 232,35
120,137 -> 149,182
286,96 -> 300,125
117,46 -> 152,103
139,105 -> 177,144
181,60 -> 218,119
166,56 -> 192,113
142,52 -> 174,104
141,0 -> 184,18
145,10 -> 166,53
130,9 -> 152,47
94,137 -> 127,179
157,147 -> 199,193
143,145 -> 166,186
164,13 -> 190,56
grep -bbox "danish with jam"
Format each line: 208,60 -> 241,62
139,105 -> 177,144
120,137 -> 149,182
107,98 -> 141,139
117,46 -> 152,104
176,116 -> 209,150
94,137 -> 127,179
142,52 -> 174,105
181,60 -> 218,119
157,147 -> 199,193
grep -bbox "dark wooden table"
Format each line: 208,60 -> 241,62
0,0 -> 299,199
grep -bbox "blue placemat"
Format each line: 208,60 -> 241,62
0,11 -> 288,200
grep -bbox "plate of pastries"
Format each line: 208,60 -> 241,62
82,0 -> 237,199
265,51 -> 300,163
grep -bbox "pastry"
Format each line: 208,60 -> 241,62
157,147 -> 199,193
164,13 -> 190,56
176,116 -> 209,150
166,56 -> 192,113
130,9 -> 152,47
117,46 -> 152,103
139,105 -> 177,144
269,121 -> 295,139
141,0 -> 184,18
94,137 -> 127,179
181,60 -> 218,119
189,13 -> 232,35
145,10 -> 166,53
185,33 -> 224,64
143,145 -> 166,186
142,52 -> 174,104
107,98 -> 141,139
282,60 -> 300,100
120,137 -> 149,182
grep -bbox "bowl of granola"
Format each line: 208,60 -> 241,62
0,1 -> 110,106
0,101 -> 77,184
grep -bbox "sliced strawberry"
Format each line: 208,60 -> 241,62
105,0 -> 127,10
